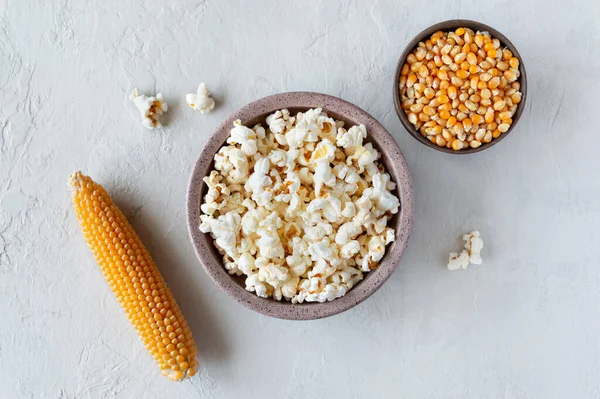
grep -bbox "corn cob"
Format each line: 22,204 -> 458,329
68,171 -> 197,381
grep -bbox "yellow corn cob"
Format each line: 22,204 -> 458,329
68,171 -> 197,381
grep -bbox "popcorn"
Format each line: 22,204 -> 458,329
266,109 -> 295,134
186,82 -> 215,114
337,124 -> 367,149
447,231 -> 484,270
199,109 -> 401,302
228,120 -> 259,155
463,231 -> 484,265
447,250 -> 470,271
129,88 -> 168,129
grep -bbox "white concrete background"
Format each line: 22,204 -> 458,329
1,0 -> 599,397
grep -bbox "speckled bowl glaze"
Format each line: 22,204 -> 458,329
186,92 -> 414,320
393,19 -> 528,154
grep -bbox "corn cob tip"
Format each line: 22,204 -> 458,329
67,171 -> 86,192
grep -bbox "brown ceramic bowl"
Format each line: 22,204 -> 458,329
186,92 -> 415,320
393,19 -> 528,154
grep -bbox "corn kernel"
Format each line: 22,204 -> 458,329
492,129 -> 502,139
488,76 -> 500,89
485,108 -> 495,123
493,100 -> 506,111
498,123 -> 510,133
451,138 -> 464,151
456,69 -> 469,79
400,28 -> 522,150
483,131 -> 493,143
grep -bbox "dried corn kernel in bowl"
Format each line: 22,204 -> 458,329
399,28 -> 522,151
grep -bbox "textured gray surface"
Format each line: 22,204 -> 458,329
1,0 -> 600,398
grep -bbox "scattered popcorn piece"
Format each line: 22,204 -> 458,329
463,231 -> 484,265
129,88 -> 168,129
186,82 -> 215,114
448,250 -> 470,271
447,231 -> 484,270
199,109 -> 402,302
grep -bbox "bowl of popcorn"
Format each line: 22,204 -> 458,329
187,92 -> 414,320
394,20 -> 527,153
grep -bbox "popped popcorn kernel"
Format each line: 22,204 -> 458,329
199,109 -> 402,302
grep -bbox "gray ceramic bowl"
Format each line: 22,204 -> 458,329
187,92 -> 414,320
393,19 -> 528,154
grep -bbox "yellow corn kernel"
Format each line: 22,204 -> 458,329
487,122 -> 498,131
480,73 -> 492,82
407,74 -> 417,87
477,81 -> 487,90
406,54 -> 417,64
504,69 -> 518,82
436,94 -> 450,104
511,92 -> 522,104
492,129 -> 502,139
460,61 -> 470,71
439,110 -> 451,120
499,111 -> 512,121
462,118 -> 473,132
456,69 -> 469,79
437,69 -> 449,80
465,100 -> 478,111
465,52 -> 477,66
488,76 -> 500,89
439,102 -> 452,111
401,64 -> 410,76
464,30 -> 473,44
503,49 -> 513,60
423,87 -> 435,99
474,34 -> 484,48
418,112 -> 430,122
442,129 -> 454,141
435,136 -> 447,147
415,47 -> 427,61
493,100 -> 506,111
487,49 -> 497,58
496,61 -> 509,71
431,125 -> 443,135
452,122 -> 464,135
445,86 -> 456,100
407,113 -> 418,124
483,42 -> 495,52
472,114 -> 484,124
479,60 -> 492,70
469,64 -> 479,74
68,172 -> 198,381
447,116 -> 457,127
489,68 -> 500,77
470,76 -> 479,90
451,138 -> 464,151
457,103 -> 468,113
439,80 -> 450,90
469,140 -> 481,148
498,123 -> 510,133
509,57 -> 519,69
484,108 -> 495,123
409,103 -> 423,113
455,27 -> 465,36
423,105 -> 435,116
483,131 -> 493,143
418,64 -> 429,78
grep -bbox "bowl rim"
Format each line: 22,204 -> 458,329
393,19 -> 528,154
186,91 -> 415,320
